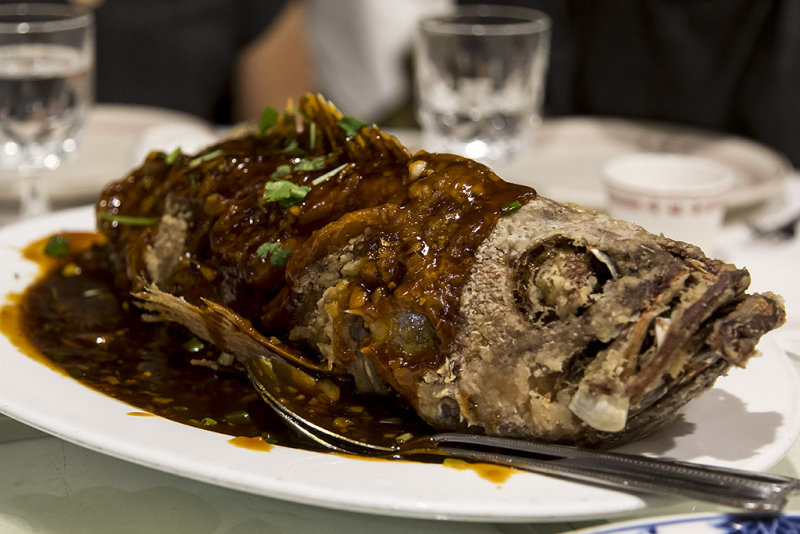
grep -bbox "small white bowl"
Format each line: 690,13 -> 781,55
600,153 -> 734,252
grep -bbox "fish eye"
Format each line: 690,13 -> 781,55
512,236 -> 615,324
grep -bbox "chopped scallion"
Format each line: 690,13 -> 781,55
183,337 -> 205,353
190,417 -> 218,428
188,149 -> 223,169
164,147 -> 182,164
224,410 -> 251,425
100,213 -> 160,226
309,121 -> 317,150
311,162 -> 349,186
500,200 -> 522,215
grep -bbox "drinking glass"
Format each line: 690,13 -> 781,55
0,3 -> 94,217
414,5 -> 550,164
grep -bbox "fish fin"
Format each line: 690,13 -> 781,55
133,284 -> 332,373
298,93 -> 411,164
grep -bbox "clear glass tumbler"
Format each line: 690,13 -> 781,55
0,3 -> 95,217
414,5 -> 551,164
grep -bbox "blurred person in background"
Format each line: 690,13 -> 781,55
46,0 -> 438,126
9,0 -> 313,124
458,0 -> 800,167
305,0 -> 451,125
89,0 -> 311,124
25,0 -> 795,168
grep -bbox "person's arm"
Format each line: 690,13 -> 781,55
234,1 -> 314,122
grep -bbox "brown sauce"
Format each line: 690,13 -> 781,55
0,233 -> 515,484
229,435 -> 275,452
2,232 -> 520,483
3,233 -> 431,450
442,458 -> 515,485
4,233 -> 311,446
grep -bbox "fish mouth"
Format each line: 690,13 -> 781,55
525,236 -> 780,439
564,252 -> 784,441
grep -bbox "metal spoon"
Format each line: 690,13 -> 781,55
246,353 -> 799,512
748,212 -> 800,241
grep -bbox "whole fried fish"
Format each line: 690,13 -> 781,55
98,95 -> 785,447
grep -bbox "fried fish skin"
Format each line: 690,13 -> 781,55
99,95 -> 785,447
284,154 -> 784,447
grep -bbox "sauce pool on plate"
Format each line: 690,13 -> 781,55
0,231 -> 519,483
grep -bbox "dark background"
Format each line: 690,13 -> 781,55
460,0 -> 800,166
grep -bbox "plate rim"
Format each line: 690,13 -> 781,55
0,205 -> 797,522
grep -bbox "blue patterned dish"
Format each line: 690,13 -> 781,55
572,513 -> 800,533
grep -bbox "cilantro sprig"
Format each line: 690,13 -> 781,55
282,137 -> 302,154
256,242 -> 291,266
338,116 -> 368,137
263,180 -> 311,207
270,164 -> 291,179
43,235 -> 69,257
259,107 -> 279,135
293,155 -> 327,172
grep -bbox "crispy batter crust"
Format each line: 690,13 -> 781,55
412,198 -> 784,446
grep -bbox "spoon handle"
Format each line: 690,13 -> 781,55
402,433 -> 799,512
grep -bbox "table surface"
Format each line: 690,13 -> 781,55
1,107 -> 799,533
